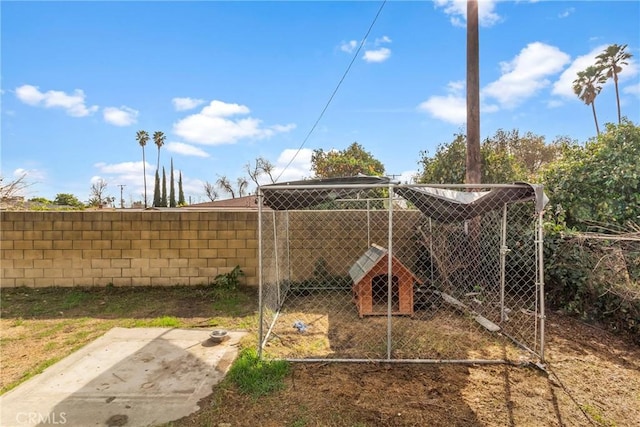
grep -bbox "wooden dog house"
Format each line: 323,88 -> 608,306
349,244 -> 422,317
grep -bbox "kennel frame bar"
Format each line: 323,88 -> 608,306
258,182 -> 546,363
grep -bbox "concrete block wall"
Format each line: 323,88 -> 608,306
0,210 -> 258,287
265,210 -> 424,283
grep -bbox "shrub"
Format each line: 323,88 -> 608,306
544,227 -> 640,344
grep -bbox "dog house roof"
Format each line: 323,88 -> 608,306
260,176 -> 548,222
348,244 -> 421,285
348,244 -> 388,284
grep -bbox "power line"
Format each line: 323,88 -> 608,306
275,0 -> 388,182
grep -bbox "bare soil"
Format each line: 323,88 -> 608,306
1,286 -> 639,427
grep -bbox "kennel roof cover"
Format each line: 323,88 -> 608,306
260,176 -> 548,222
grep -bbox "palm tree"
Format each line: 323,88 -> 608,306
595,44 -> 633,124
135,130 -> 150,208
573,66 -> 607,136
466,0 -> 481,185
152,131 -> 166,207
153,131 -> 165,174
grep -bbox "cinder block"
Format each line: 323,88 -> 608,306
101,249 -> 122,258
53,240 -> 73,250
14,241 -> 34,250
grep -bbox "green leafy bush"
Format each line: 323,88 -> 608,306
212,265 -> 244,291
543,119 -> 640,229
544,227 -> 639,344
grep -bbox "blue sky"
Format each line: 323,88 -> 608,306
2,0 -> 639,205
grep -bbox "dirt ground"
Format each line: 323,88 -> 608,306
1,286 -> 639,427
174,315 -> 640,427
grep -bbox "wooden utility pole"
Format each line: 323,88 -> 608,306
118,184 -> 126,209
466,0 -> 481,185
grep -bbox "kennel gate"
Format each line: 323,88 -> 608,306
258,179 -> 546,364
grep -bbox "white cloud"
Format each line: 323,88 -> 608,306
90,175 -> 107,185
172,97 -> 206,111
14,84 -> 98,117
340,40 -> 358,53
363,47 -> 391,63
433,0 -> 501,28
447,80 -> 465,95
551,45 -> 607,98
94,161 -> 149,175
547,99 -> 564,108
375,35 -> 392,45
173,100 -> 295,145
417,79 -> 498,124
623,82 -> 640,97
558,8 -> 575,18
267,148 -> 314,183
12,167 -> 46,182
165,142 -> 210,158
103,106 -> 139,126
270,123 -> 297,133
483,42 -> 570,108
418,94 -> 467,124
398,170 -> 418,185
93,161 -> 153,202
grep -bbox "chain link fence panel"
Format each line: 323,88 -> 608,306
258,183 -> 545,364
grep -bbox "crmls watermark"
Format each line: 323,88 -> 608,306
16,412 -> 67,425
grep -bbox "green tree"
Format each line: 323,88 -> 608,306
311,142 -> 385,178
54,193 -> 84,208
595,44 -> 633,124
153,170 -> 161,207
573,66 -> 607,136
169,158 -> 176,208
152,131 -> 166,206
417,133 -> 467,184
28,197 -> 51,204
135,130 -> 150,208
483,129 -> 566,181
543,119 -> 640,229
178,172 -> 186,206
417,130 -> 565,184
161,167 -> 167,207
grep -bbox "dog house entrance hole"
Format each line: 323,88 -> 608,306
371,274 -> 399,311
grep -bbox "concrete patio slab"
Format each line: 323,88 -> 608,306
0,327 -> 246,427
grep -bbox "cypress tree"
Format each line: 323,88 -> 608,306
169,158 -> 176,208
178,172 -> 185,206
153,170 -> 161,207
161,167 -> 167,207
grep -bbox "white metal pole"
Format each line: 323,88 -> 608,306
273,210 -> 280,307
537,210 -> 546,362
500,203 -> 508,322
387,184 -> 394,360
257,189 -> 264,358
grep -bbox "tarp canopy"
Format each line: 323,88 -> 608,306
260,176 -> 548,222
260,176 -> 391,211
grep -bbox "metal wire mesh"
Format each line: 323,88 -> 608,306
258,183 -> 545,363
